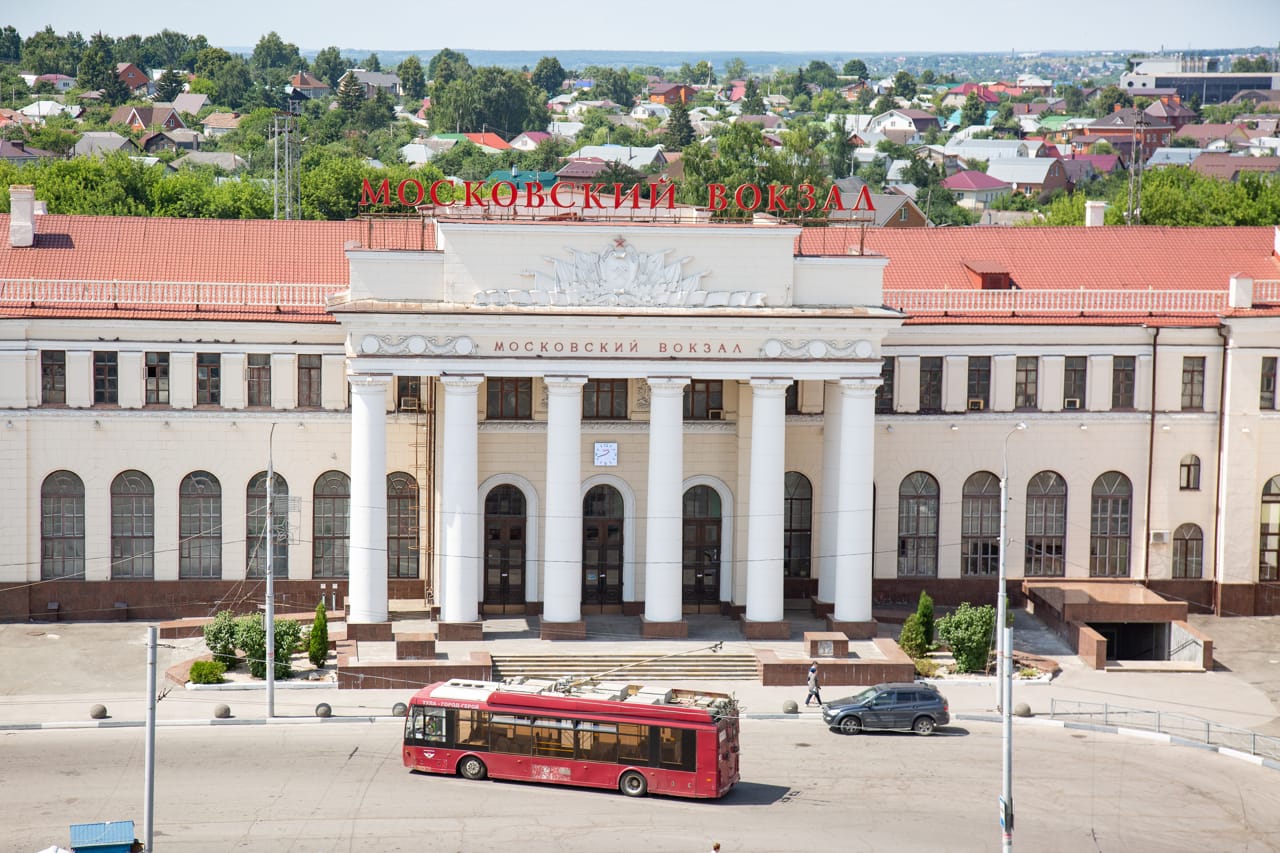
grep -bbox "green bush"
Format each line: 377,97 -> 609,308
233,614 -> 298,680
897,613 -> 929,659
916,591 -> 935,648
937,602 -> 996,674
308,601 -> 329,668
914,657 -> 941,678
203,610 -> 239,668
188,659 -> 227,684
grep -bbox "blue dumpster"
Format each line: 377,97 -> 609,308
68,821 -> 139,853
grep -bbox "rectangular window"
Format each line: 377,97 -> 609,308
486,378 -> 532,420
784,381 -> 799,414
1112,356 -> 1136,409
145,352 -> 169,405
1262,356 -> 1276,410
967,356 -> 991,410
1181,356 -> 1206,410
684,379 -> 724,420
297,354 -> 322,408
41,350 -> 66,405
196,353 -> 221,406
93,351 -> 118,405
397,375 -> 422,411
583,378 -> 627,419
1014,356 -> 1038,410
876,357 -> 895,414
919,357 -> 943,413
246,354 -> 271,407
1063,356 -> 1087,408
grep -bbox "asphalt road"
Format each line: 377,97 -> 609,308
5,716 -> 1279,853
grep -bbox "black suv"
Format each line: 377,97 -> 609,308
821,682 -> 950,736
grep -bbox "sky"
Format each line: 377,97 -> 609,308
4,0 -> 1277,54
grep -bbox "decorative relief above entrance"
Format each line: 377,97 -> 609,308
759,339 -> 875,359
359,335 -> 475,356
473,237 -> 767,308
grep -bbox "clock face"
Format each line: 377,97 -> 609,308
593,442 -> 619,467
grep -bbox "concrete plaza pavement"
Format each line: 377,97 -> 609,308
1,610 -> 1278,739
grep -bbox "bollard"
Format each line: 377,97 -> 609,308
315,702 -> 332,718
89,704 -> 107,720
782,699 -> 799,714
392,702 -> 408,717
1013,702 -> 1031,718
213,704 -> 231,719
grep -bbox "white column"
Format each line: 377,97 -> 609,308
817,381 -> 842,602
543,375 -> 587,623
834,378 -> 880,623
746,378 -> 789,623
440,375 -> 483,624
644,377 -> 688,623
348,374 -> 390,624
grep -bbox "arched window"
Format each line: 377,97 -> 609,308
313,471 -> 350,578
897,472 -> 939,577
784,472 -> 813,578
387,472 -> 419,578
682,485 -> 722,609
1261,476 -> 1280,582
484,485 -> 527,611
179,471 -> 222,578
111,470 -> 154,579
1172,523 -> 1203,579
583,484 -> 624,607
1090,471 -> 1132,577
1179,454 -> 1201,491
41,470 -> 84,580
1025,471 -> 1067,577
961,472 -> 1000,575
246,472 -> 288,578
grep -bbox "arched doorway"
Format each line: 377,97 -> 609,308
483,485 -> 526,613
582,484 -> 624,610
682,485 -> 721,612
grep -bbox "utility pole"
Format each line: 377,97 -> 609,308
997,421 -> 1026,852
144,626 -> 157,852
266,423 -> 277,717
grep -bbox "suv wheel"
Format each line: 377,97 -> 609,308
838,716 -> 862,735
912,716 -> 936,736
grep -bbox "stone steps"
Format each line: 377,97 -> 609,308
491,653 -> 759,682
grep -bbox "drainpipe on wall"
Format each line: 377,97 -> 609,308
1212,324 -> 1234,616
1142,325 -> 1161,584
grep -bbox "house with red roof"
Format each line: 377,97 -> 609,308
648,83 -> 695,105
941,83 -> 1000,110
116,62 -> 150,96
510,131 -> 551,152
109,105 -> 186,133
940,170 -> 1013,208
461,132 -> 512,152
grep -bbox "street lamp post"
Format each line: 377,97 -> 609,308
998,421 -> 1026,852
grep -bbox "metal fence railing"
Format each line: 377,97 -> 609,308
1049,698 -> 1280,762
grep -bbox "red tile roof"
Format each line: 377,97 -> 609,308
941,170 -> 1010,191
462,132 -> 511,150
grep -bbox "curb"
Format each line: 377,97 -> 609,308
185,680 -> 335,691
0,715 -> 400,731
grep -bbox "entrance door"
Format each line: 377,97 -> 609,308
582,485 -> 623,609
483,485 -> 525,613
682,486 -> 721,612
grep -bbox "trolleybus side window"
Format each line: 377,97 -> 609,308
489,714 -> 533,754
532,717 -> 576,758
657,726 -> 697,772
452,708 -> 490,751
618,722 -> 648,764
405,706 -> 447,744
577,721 -> 619,762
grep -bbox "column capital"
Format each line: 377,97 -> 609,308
749,377 -> 792,395
440,374 -> 484,390
544,375 -> 588,393
646,376 -> 690,397
839,377 -> 883,396
348,373 -> 391,391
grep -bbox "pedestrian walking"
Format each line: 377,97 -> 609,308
805,662 -> 822,706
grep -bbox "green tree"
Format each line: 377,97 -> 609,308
854,87 -> 874,113
141,29 -> 193,71
842,58 -> 868,80
677,121 -> 779,220
898,613 -> 929,659
362,53 -> 382,72
427,47 -> 471,85
312,45 -> 347,89
308,601 -> 329,667
196,47 -> 252,108
155,68 -> 185,103
961,91 -> 987,128
1059,85 -> 1087,115
399,55 -> 426,101
892,70 -> 917,101
662,98 -> 695,150
677,60 -> 715,85
916,591 -> 935,647
937,602 -> 996,674
251,31 -> 301,74
919,69 -> 936,85
805,61 -> 838,90
531,55 -> 567,97
1233,55 -> 1272,72
826,117 -> 853,179
591,66 -> 637,107
336,71 -> 365,112
741,79 -> 765,115
22,26 -> 68,75
1093,85 -> 1132,117
0,25 -> 21,64
722,57 -> 747,81
77,33 -> 121,102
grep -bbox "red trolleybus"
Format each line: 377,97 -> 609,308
403,678 -> 740,799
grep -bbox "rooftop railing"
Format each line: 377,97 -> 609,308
0,279 -> 342,309
887,281 -> 1280,315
